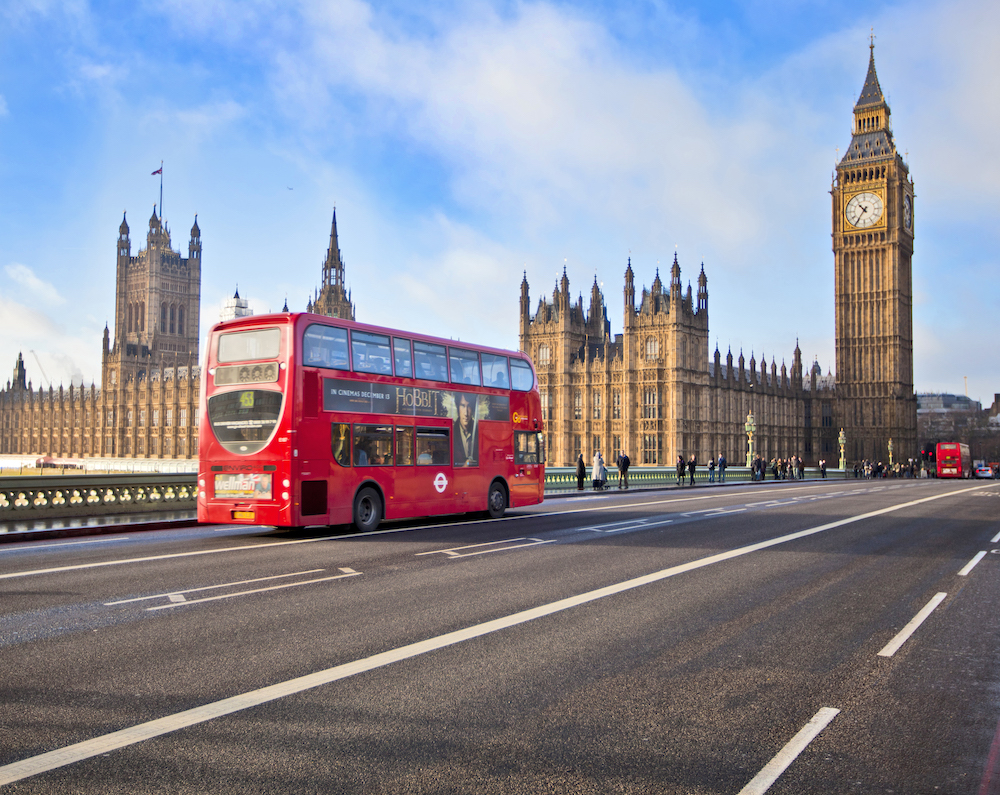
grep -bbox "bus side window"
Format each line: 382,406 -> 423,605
510,358 -> 534,391
396,426 -> 414,466
416,427 -> 450,466
413,342 -> 448,383
304,325 -> 349,370
515,431 -> 538,464
352,331 -> 392,375
393,338 -> 413,378
354,424 -> 394,466
449,348 -> 481,386
331,423 -> 351,467
481,353 -> 509,389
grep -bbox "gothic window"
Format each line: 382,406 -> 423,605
152,409 -> 159,427
178,306 -> 185,336
643,388 -> 658,419
593,391 -> 601,419
180,409 -> 187,428
612,435 -> 621,456
642,434 -> 659,465
537,345 -> 551,366
574,390 -> 582,420
541,392 -> 551,421
139,410 -> 145,427
127,304 -> 133,333
573,435 -> 582,461
169,305 -> 176,334
612,390 -> 621,419
161,304 -> 168,331
645,337 -> 658,359
140,302 -> 145,332
166,409 -> 173,428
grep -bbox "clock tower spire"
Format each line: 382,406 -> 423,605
832,43 -> 917,465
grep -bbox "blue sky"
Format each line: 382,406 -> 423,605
1,0 -> 998,406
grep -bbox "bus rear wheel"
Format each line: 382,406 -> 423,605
487,481 -> 507,519
353,487 -> 383,532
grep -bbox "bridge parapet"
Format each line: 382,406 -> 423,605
0,474 -> 196,520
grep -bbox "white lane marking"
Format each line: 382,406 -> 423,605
577,518 -> 674,533
991,530 -> 1000,544
0,537 -> 341,581
737,707 -> 841,795
958,551 -> 987,577
104,569 -> 327,605
146,570 -> 361,610
0,538 -> 128,552
0,486 -> 982,785
415,538 -> 553,558
877,592 -> 948,658
167,594 -> 186,603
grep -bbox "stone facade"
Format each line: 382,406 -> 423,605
518,257 -> 839,467
520,47 -> 914,469
0,209 -> 203,459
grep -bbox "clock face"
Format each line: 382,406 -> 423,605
845,191 -> 884,228
903,194 -> 912,230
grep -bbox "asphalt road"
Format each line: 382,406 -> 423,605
2,478 -> 1000,794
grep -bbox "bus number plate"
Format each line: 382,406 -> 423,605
232,510 -> 256,521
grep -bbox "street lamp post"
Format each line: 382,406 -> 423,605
838,428 -> 847,471
745,410 -> 756,468
888,438 -> 893,467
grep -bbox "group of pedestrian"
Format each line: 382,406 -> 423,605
764,455 -> 805,480
675,452 -> 727,486
575,450 -> 631,491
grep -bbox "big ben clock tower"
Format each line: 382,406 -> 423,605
833,42 -> 917,464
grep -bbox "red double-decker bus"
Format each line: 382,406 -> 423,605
936,442 -> 972,478
197,312 -> 545,531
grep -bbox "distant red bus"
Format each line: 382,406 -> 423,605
936,442 -> 972,479
197,313 -> 545,531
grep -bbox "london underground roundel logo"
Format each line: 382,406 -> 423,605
433,472 -> 448,493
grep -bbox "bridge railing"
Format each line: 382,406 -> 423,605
0,473 -> 196,521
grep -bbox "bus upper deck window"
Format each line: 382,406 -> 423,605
393,338 -> 413,378
303,325 -> 349,370
413,342 -> 448,383
352,331 -> 392,375
218,328 -> 281,363
481,354 -> 509,389
449,348 -> 481,386
510,358 -> 534,391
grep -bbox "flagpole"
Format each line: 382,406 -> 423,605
159,161 -> 163,220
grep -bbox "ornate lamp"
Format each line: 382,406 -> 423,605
745,410 -> 756,468
838,428 -> 847,471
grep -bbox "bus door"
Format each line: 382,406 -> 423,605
401,425 -> 456,517
511,431 -> 545,507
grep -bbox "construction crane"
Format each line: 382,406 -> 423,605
28,350 -> 50,388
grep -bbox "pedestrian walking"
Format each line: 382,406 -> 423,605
617,451 -> 630,489
592,451 -> 606,490
708,457 -> 716,483
688,453 -> 697,486
718,453 -> 727,483
576,454 -> 586,491
676,455 -> 685,486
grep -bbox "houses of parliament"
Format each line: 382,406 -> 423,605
0,47 -> 917,467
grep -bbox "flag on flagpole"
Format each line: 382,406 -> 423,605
151,167 -> 162,175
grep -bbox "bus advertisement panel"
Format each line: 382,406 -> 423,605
936,442 -> 971,478
198,313 -> 545,531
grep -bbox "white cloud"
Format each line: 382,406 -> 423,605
5,263 -> 66,305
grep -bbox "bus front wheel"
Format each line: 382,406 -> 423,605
487,481 -> 507,519
353,487 -> 383,532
